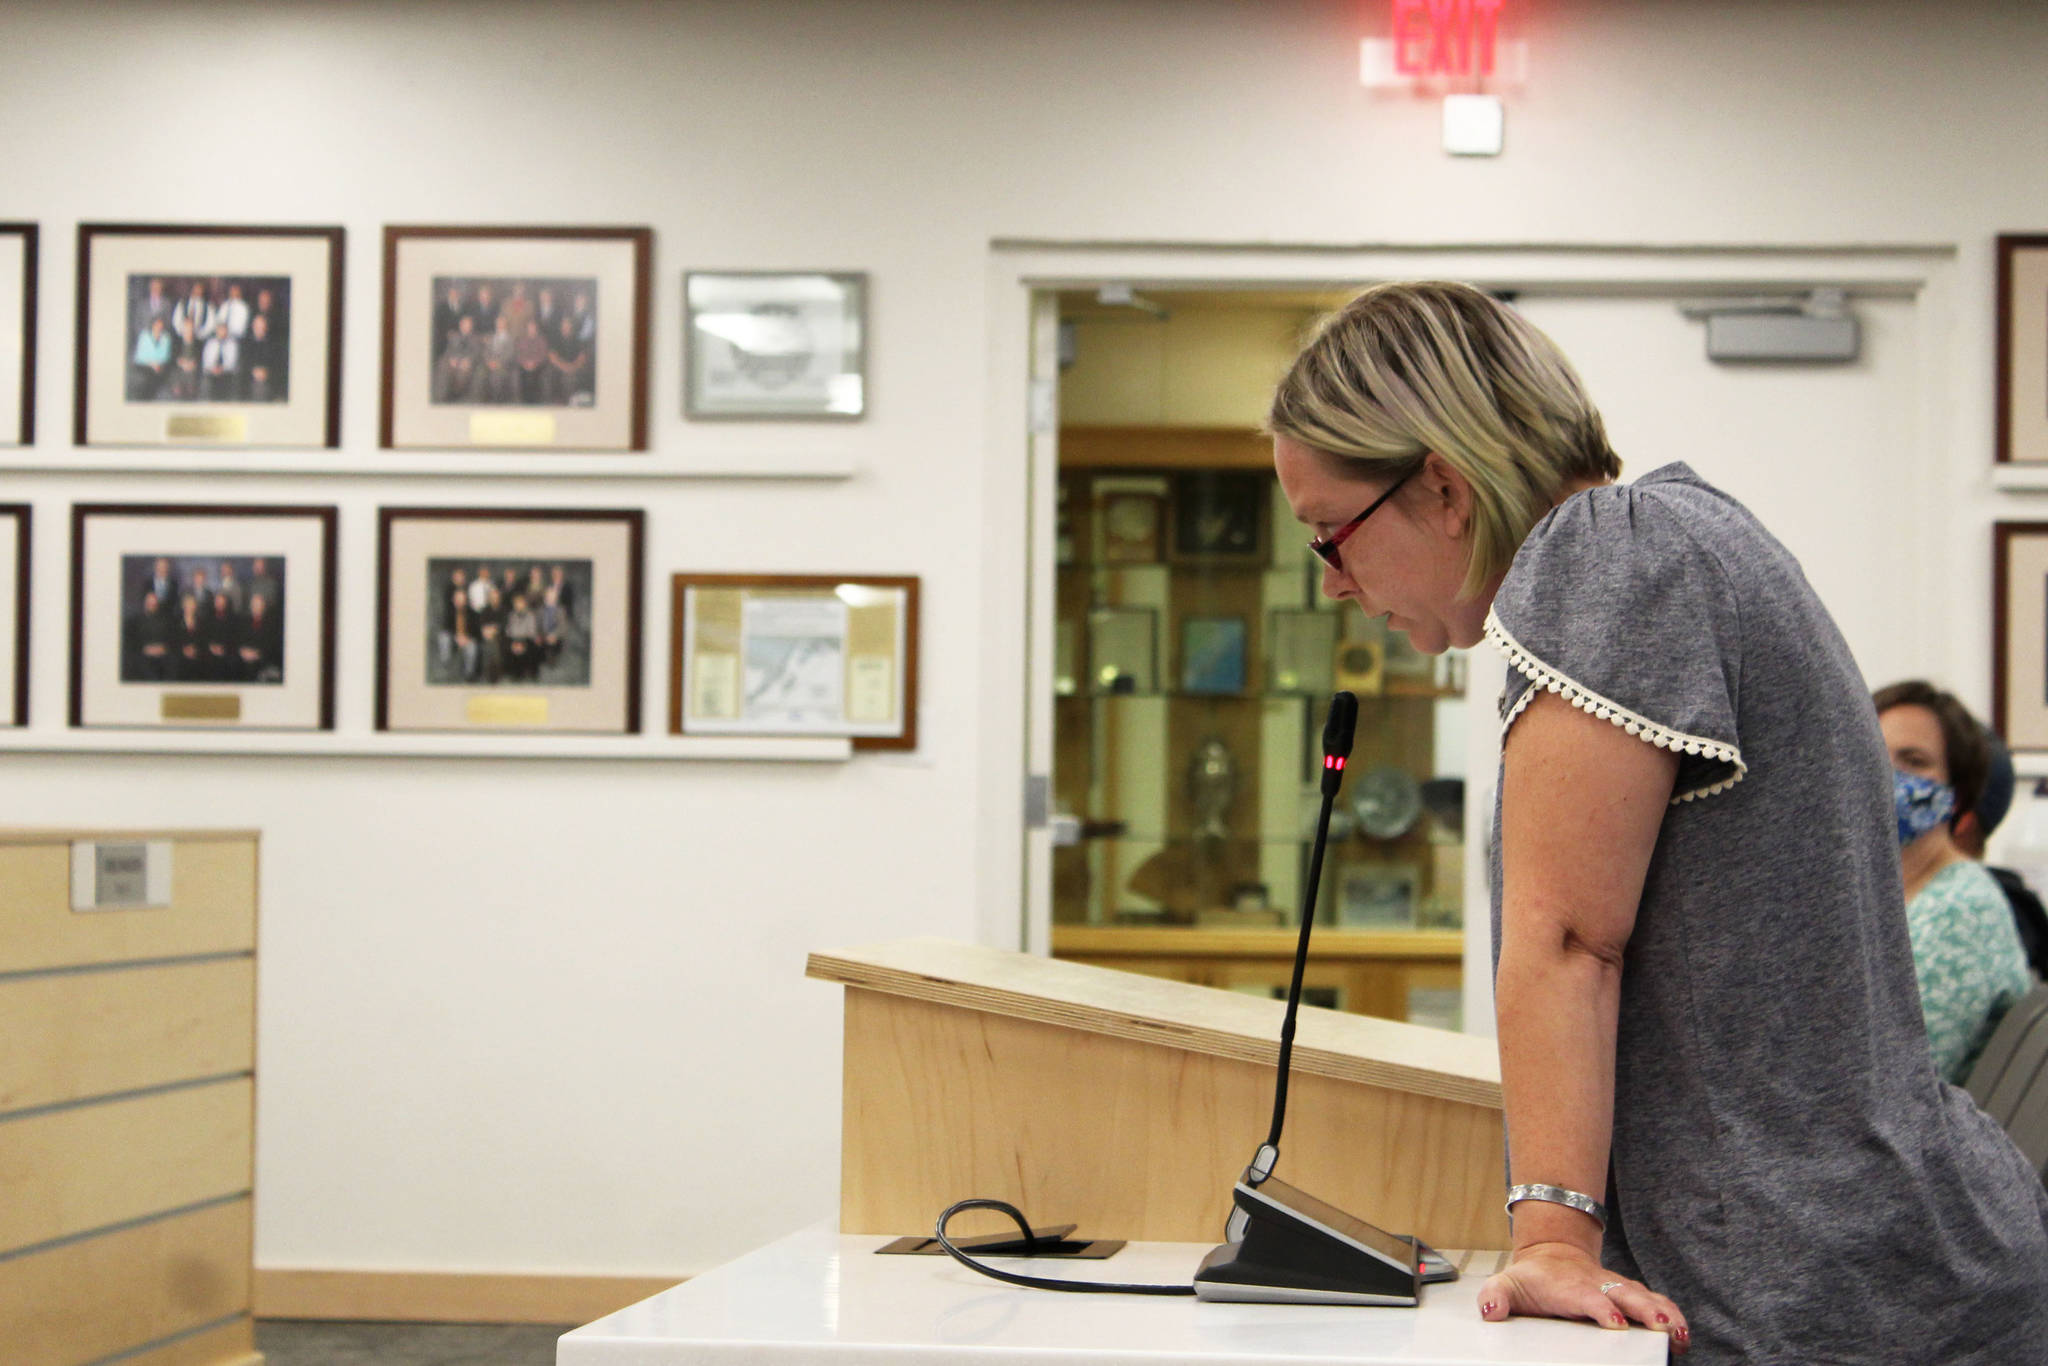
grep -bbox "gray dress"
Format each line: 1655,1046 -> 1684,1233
1486,463 -> 2048,1364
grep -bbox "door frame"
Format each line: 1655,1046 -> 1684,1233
980,241 -> 1958,1035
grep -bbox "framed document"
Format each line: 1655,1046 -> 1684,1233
1998,235 -> 2048,465
377,507 -> 644,734
75,223 -> 344,449
0,224 -> 35,445
670,573 -> 917,748
70,503 -> 337,730
0,504 -> 27,725
684,271 -> 866,419
1267,608 -> 1338,694
1181,615 -> 1248,695
1087,605 -> 1156,695
1994,521 -> 2048,749
1171,471 -> 1268,565
381,226 -> 652,451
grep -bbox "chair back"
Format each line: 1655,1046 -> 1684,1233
1966,982 -> 2048,1175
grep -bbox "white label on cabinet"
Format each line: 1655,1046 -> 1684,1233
70,840 -> 174,911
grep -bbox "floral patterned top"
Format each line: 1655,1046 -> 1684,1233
1905,859 -> 2033,1083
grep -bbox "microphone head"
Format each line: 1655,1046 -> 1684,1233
1322,691 -> 1358,760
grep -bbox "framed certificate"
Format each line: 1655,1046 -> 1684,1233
0,224 -> 35,446
684,271 -> 866,419
670,573 -> 917,748
1998,235 -> 2048,465
0,504 -> 27,725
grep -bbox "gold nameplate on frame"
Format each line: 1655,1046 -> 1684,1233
164,413 -> 250,442
161,693 -> 242,721
469,412 -> 557,446
467,695 -> 551,726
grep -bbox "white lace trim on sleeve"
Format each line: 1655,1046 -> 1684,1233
1485,610 -> 1747,805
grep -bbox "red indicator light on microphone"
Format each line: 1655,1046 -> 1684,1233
1324,756 -> 1346,770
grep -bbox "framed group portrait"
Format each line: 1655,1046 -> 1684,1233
377,507 -> 644,734
684,271 -> 866,420
74,223 -> 344,449
0,505 -> 28,726
1997,235 -> 2048,466
669,573 -> 917,748
69,503 -> 337,730
0,224 -> 37,446
381,226 -> 652,452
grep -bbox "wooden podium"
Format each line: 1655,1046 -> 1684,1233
806,937 -> 1509,1251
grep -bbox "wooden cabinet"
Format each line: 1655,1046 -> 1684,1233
0,829 -> 260,1366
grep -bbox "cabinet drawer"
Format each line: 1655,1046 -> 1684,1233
0,837 -> 257,973
0,1196 -> 250,1366
0,1077 -> 253,1255
0,958 -> 254,1114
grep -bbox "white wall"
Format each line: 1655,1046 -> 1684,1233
3,0 -> 2046,1278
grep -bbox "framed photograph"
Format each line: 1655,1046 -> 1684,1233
1993,522 -> 2048,749
1337,863 -> 1418,930
382,226 -> 651,452
1181,615 -> 1248,695
69,504 -> 336,730
684,271 -> 865,420
1099,492 -> 1163,564
1997,235 -> 2048,465
0,505 -> 28,725
670,573 -> 918,749
75,223 -> 342,449
377,508 -> 643,734
1267,608 -> 1338,694
0,224 -> 36,446
1171,472 -> 1268,564
1087,606 -> 1156,695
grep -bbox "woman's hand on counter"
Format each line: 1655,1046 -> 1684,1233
1477,1240 -> 1691,1354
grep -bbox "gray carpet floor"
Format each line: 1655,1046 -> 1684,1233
255,1320 -> 571,1365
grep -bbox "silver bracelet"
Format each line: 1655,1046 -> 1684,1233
1505,1183 -> 1608,1230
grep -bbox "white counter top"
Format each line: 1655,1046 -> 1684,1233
558,1226 -> 1666,1365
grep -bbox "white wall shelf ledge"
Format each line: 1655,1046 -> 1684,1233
0,730 -> 853,762
1990,465 -> 2048,493
0,451 -> 858,481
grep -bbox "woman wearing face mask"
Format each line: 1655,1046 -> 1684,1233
1270,281 -> 2048,1364
1874,680 -> 2034,1083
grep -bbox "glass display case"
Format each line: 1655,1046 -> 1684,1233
1048,445 -> 1470,1024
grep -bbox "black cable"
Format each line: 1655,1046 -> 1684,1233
934,1199 -> 1194,1296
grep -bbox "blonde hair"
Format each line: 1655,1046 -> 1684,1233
1267,281 -> 1619,595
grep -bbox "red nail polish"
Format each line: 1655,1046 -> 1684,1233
1657,1313 -> 1670,1324
1611,1315 -> 1627,1328
1481,1301 -> 1497,1315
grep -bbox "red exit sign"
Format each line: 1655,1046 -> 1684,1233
1392,0 -> 1505,78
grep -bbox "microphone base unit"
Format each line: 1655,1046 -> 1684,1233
1191,1175 -> 1422,1307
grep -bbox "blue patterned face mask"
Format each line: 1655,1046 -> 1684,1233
1894,769 -> 1955,847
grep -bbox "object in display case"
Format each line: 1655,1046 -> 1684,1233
1418,776 -> 1466,841
0,504 -> 26,724
382,225 -> 652,450
1268,608 -> 1338,693
71,503 -> 337,730
685,270 -> 865,419
1187,735 -> 1239,843
1382,626 -> 1433,679
671,572 -> 918,749
0,224 -> 34,445
1056,482 -> 1076,566
1351,764 -> 1423,841
1337,864 -> 1419,929
1170,471 -> 1268,564
1333,636 -> 1384,695
1302,783 -> 1360,843
1099,491 -> 1163,563
1087,605 -> 1156,694
378,507 -> 645,734
76,223 -> 344,449
1054,618 -> 1080,696
1997,236 -> 2048,465
1181,615 -> 1248,695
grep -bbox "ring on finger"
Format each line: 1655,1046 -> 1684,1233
1597,1280 -> 1626,1296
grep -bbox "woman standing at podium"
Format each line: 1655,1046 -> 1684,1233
1267,281 -> 2048,1364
